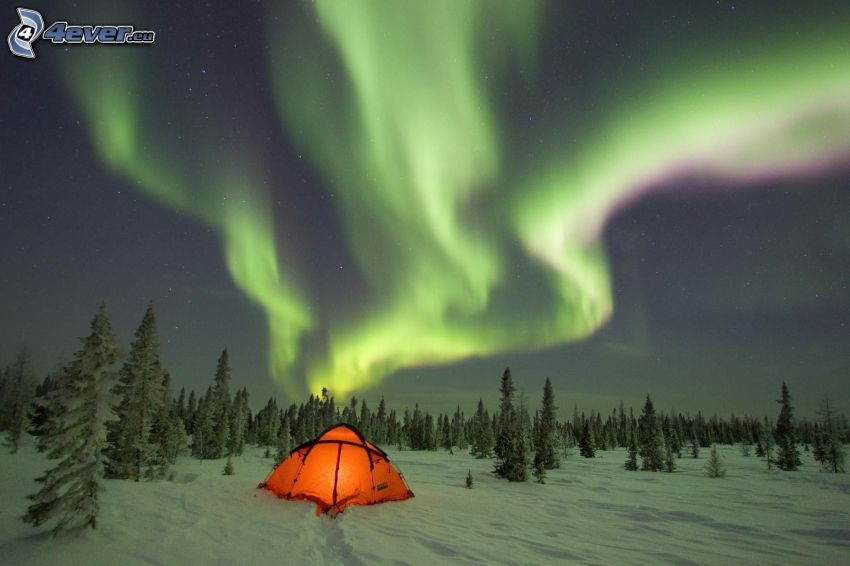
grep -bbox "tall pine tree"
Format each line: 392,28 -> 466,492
638,395 -> 663,471
470,398 -> 494,458
537,378 -> 559,469
815,395 -> 846,473
24,306 -> 119,533
579,419 -> 596,458
208,349 -> 232,458
493,368 -> 515,477
773,382 -> 801,471
108,303 -> 166,480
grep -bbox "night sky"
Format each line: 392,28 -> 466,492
2,1 -> 849,417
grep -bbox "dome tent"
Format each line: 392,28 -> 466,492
260,423 -> 414,515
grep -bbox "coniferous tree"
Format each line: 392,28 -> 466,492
424,412 -> 436,450
223,456 -> 234,476
494,368 -> 516,478
209,349 -> 232,458
537,378 -> 559,469
440,414 -> 452,450
638,395 -> 663,471
471,398 -> 494,458
451,405 -> 466,450
505,396 -> 529,481
662,415 -> 681,458
465,469 -> 473,489
690,433 -> 700,459
815,395 -> 846,473
755,429 -> 766,457
23,306 -> 119,533
228,388 -> 247,456
192,390 -> 214,459
773,382 -> 801,471
374,396 -> 387,444
579,419 -> 596,458
175,387 -> 186,423
359,399 -> 371,439
108,304 -> 165,480
557,423 -> 573,459
275,417 -> 292,464
624,430 -> 638,471
705,444 -> 726,478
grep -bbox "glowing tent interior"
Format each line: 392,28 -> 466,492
260,424 -> 414,515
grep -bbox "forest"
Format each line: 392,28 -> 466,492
0,304 -> 846,534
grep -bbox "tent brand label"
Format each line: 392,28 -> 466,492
375,483 -> 389,491
8,7 -> 155,59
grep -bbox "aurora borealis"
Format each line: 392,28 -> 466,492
2,1 -> 849,414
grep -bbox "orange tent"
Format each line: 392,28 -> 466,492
261,423 -> 414,515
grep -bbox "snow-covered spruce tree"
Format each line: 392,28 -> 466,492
373,396 -> 387,444
208,349 -> 232,458
816,395 -> 846,473
579,419 -> 596,458
360,399 -> 372,439
107,304 -> 166,480
638,395 -> 663,471
705,444 -> 726,478
192,388 -> 214,459
452,406 -> 467,451
557,423 -> 573,459
505,398 -> 529,482
493,367 -> 515,478
275,417 -> 292,464
465,469 -> 473,489
773,382 -> 801,471
662,415 -> 681,459
624,430 -> 638,471
537,378 -> 559,469
228,388 -> 248,457
3,348 -> 37,453
470,398 -> 494,458
690,433 -> 700,458
23,305 -> 119,534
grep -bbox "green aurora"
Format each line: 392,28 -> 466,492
64,1 -> 850,399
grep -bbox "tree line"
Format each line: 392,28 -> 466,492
0,304 -> 847,533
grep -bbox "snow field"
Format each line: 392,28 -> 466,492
1,437 -> 848,565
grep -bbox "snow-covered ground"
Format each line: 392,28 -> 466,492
1,436 -> 848,565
